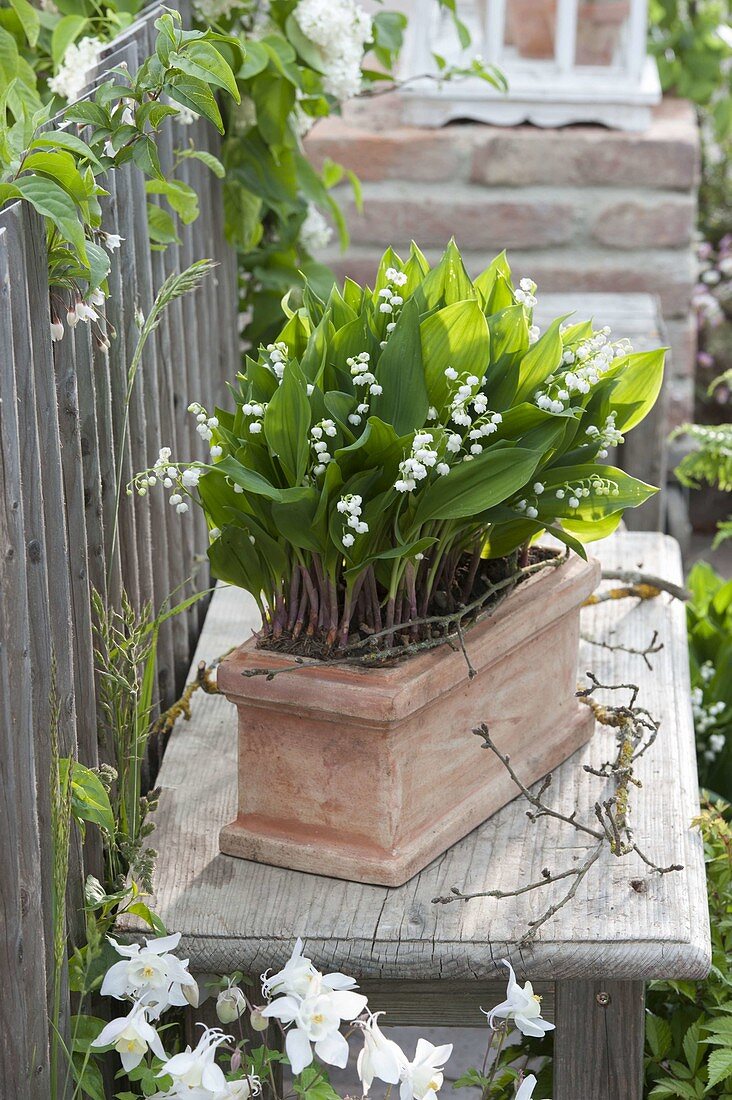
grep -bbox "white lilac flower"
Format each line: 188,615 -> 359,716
91,1000 -> 166,1072
48,36 -> 103,102
356,1012 -> 404,1094
484,960 -> 555,1038
294,0 -> 372,101
399,1038 -> 453,1100
101,932 -> 198,1019
300,204 -> 333,252
155,1026 -> 232,1094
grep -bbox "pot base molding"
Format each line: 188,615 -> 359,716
219,553 -> 601,886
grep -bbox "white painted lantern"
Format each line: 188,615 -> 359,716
399,0 -> 661,130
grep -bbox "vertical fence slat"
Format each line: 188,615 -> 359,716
0,225 -> 51,1098
149,112 -> 196,696
104,171 -> 142,612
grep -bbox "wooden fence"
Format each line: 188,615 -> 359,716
0,7 -> 238,1093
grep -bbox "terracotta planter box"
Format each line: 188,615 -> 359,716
219,553 -> 600,886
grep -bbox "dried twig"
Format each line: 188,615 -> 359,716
433,677 -> 682,942
151,657 -> 222,743
584,568 -> 689,606
580,629 -> 663,671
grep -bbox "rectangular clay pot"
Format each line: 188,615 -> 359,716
219,553 -> 600,886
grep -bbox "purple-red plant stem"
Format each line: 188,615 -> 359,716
301,566 -> 319,636
463,541 -> 482,601
287,567 -> 300,633
326,576 -> 339,648
293,584 -> 308,639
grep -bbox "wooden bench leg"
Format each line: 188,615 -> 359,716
554,979 -> 645,1100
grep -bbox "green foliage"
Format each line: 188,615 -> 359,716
140,241 -> 663,653
674,423 -> 732,495
686,563 -> 732,798
648,0 -> 731,240
646,802 -> 732,1098
213,0 -> 397,347
0,10 -> 240,301
673,415 -> 732,548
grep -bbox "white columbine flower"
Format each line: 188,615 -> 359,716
155,1026 -> 232,1094
262,987 -> 368,1073
217,985 -> 248,1024
516,1074 -> 548,1099
104,233 -> 124,252
50,318 -> 64,342
399,1038 -> 453,1100
101,932 -> 198,1019
484,960 -> 555,1039
262,938 -> 358,1000
91,1000 -> 166,1072
260,940 -> 367,1074
356,1012 -> 404,1094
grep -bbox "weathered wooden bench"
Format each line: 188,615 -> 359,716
127,530 -> 709,1099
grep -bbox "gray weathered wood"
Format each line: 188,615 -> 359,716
554,980 -> 645,1100
127,532 -> 709,985
0,225 -> 51,1097
0,6 -> 239,1086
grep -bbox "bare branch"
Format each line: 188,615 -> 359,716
581,629 -> 663,671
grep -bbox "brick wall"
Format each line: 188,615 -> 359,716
305,96 -> 700,430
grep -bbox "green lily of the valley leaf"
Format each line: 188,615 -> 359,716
420,298 -> 490,411
414,446 -> 541,524
371,298 -> 429,434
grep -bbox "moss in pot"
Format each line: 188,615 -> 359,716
136,241 -> 665,885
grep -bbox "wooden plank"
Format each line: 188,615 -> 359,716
51,286 -> 100,794
124,532 -> 710,983
174,128 -> 211,643
16,205 -> 84,982
104,171 -> 141,611
358,980 -> 555,1026
117,174 -> 156,618
554,980 -> 645,1100
123,95 -> 176,713
147,103 -> 193,699
0,224 -> 51,1097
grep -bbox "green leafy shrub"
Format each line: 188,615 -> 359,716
0,11 -> 241,315
685,563 -> 732,798
645,802 -> 732,1098
648,0 -> 731,241
134,241 -> 664,654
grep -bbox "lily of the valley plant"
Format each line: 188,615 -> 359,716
86,935 -> 550,1098
134,240 -> 664,655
